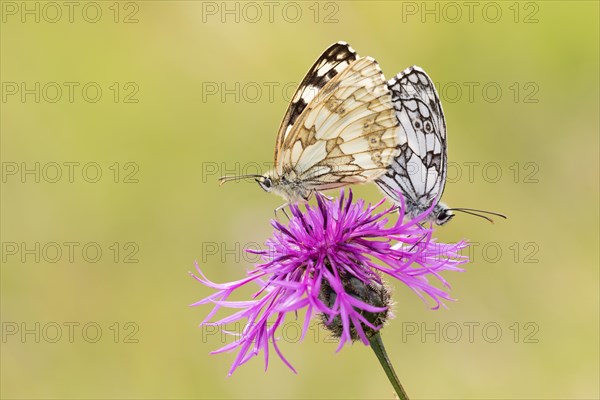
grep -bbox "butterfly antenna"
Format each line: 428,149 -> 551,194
218,174 -> 264,186
448,208 -> 507,224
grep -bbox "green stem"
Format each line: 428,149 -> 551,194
368,332 -> 409,400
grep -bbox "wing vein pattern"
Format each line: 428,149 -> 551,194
375,66 -> 447,215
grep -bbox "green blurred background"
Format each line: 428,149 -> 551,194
1,1 -> 598,398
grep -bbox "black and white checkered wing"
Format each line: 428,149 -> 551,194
376,66 -> 447,211
274,42 -> 358,162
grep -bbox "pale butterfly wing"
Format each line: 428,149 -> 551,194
376,66 -> 447,213
275,56 -> 401,191
274,42 -> 358,163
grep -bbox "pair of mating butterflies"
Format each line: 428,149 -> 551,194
221,42 -> 502,225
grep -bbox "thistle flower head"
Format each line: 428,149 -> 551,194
192,190 -> 468,375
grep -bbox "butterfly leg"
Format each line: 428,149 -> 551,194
306,190 -> 333,202
322,193 -> 334,201
274,203 -> 291,220
406,225 -> 432,252
302,190 -> 315,202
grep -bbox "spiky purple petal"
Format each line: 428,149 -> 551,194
192,189 -> 468,374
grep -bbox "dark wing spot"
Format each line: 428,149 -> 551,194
424,120 -> 433,133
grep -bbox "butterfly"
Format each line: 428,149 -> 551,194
375,66 -> 506,225
219,42 -> 402,206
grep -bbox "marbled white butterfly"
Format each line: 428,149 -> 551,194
220,42 -> 402,204
376,66 -> 505,225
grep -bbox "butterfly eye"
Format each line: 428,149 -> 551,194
436,209 -> 454,225
257,177 -> 273,192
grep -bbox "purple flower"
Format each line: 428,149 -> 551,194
191,189 -> 468,375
